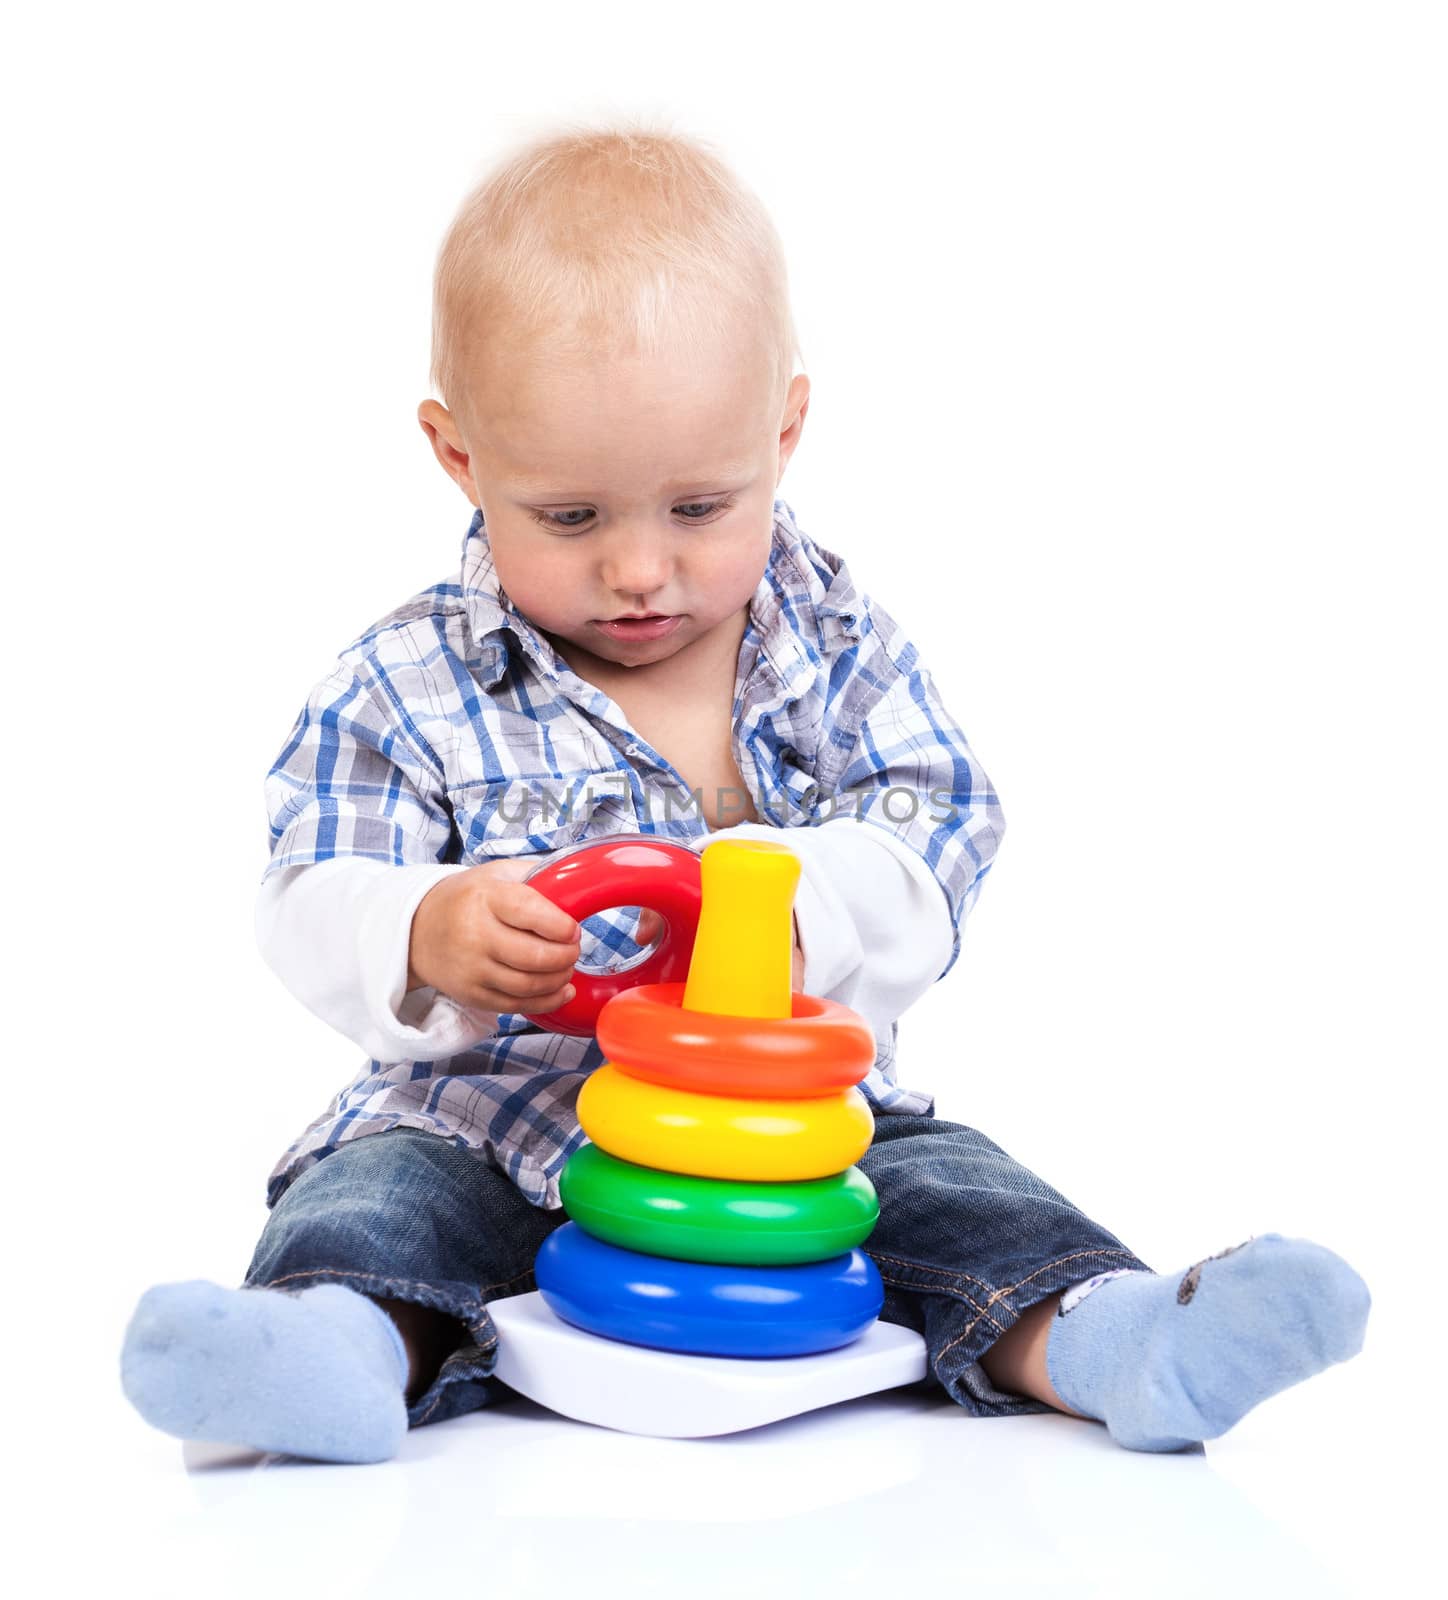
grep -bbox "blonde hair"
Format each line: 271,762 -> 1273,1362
427,117 -> 803,427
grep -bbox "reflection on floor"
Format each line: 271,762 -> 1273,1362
49,1300 -> 1427,1600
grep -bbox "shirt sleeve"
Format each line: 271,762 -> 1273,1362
254,858 -> 499,1064
261,661 -> 459,880
729,595 -> 998,1030
715,592 -> 1005,1038
815,592 -> 1006,985
256,661 -> 495,1062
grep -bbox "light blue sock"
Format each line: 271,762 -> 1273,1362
121,1280 -> 410,1464
1043,1233 -> 1371,1452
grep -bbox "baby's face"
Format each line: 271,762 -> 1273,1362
421,326 -> 808,679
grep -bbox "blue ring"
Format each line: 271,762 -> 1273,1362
534,1222 -> 884,1357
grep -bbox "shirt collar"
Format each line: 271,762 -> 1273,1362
458,510 -> 555,690
458,499 -> 862,694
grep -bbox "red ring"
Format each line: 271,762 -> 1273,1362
521,836 -> 702,1036
596,981 -> 876,1097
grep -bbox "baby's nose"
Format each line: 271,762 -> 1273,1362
601,524 -> 676,595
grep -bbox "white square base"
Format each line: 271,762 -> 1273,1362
485,1291 -> 930,1438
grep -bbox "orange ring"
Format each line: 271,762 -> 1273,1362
596,981 -> 876,1098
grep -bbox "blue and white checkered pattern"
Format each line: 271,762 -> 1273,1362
260,500 -> 1005,1210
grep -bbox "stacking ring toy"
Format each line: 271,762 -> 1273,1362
521,834 -> 702,1036
559,1143 -> 880,1265
577,1064 -> 875,1181
535,1222 -> 885,1357
598,980 -> 875,1097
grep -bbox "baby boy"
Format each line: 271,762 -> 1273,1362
120,122 -> 1370,1463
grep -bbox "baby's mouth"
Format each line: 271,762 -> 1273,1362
594,613 -> 684,641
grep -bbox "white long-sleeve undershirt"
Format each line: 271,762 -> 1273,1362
254,824 -> 953,1068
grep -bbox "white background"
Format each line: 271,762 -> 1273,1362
5,3 -> 1443,1595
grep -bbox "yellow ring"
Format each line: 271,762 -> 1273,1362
577,1063 -> 874,1181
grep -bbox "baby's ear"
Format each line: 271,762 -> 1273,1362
416,399 -> 478,502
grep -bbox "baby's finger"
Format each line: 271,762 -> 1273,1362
495,883 -> 581,945
476,953 -> 578,1003
463,977 -> 576,1015
493,921 -> 581,980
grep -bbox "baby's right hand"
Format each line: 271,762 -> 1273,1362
406,858 -> 582,1015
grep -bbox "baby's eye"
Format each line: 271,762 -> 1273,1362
529,508 -> 595,530
528,497 -> 734,532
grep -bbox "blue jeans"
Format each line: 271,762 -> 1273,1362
244,1117 -> 1154,1429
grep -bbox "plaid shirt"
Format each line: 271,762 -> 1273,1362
258,500 -> 1005,1210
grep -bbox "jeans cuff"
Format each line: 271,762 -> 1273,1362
245,1262 -> 514,1430
880,1245 -> 1155,1419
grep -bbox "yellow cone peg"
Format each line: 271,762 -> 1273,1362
681,838 -> 799,1019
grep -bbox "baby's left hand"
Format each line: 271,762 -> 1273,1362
636,909 -> 805,992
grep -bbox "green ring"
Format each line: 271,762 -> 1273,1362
559,1142 -> 880,1265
